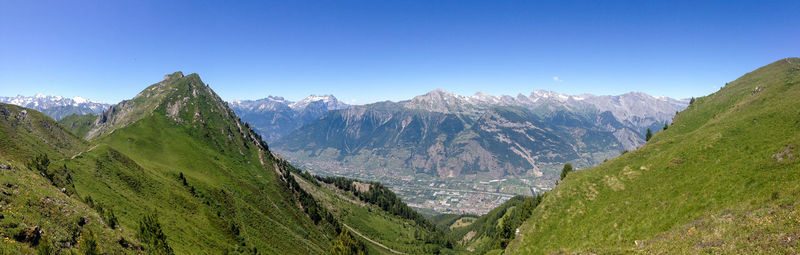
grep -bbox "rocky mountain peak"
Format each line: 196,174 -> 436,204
87,72 -> 232,139
405,89 -> 472,113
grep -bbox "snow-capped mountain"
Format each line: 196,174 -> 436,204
229,95 -> 349,142
0,94 -> 110,120
288,95 -> 348,110
403,89 -> 688,129
273,89 -> 689,180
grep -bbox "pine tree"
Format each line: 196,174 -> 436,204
663,122 -> 669,131
560,163 -> 573,181
645,128 -> 653,141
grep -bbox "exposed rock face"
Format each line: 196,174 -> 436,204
272,89 -> 687,179
85,72 -> 185,139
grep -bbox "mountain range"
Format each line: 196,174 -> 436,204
270,89 -> 687,181
3,88 -> 688,212
0,94 -> 110,120
229,95 -> 348,142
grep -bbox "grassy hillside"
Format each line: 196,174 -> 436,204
58,113 -> 97,139
508,58 -> 800,253
0,103 -> 141,254
1,73 -> 344,254
69,73 -> 336,254
442,196 -> 541,255
292,172 -> 456,254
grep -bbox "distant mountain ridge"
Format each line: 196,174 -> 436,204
0,94 -> 110,120
229,94 -> 348,142
402,89 -> 687,131
271,89 -> 688,182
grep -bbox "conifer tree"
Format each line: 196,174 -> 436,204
560,163 -> 573,181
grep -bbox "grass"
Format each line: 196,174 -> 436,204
291,173 -> 457,254
0,71 -> 459,254
70,74 -> 332,254
0,103 -> 139,254
1,73 -> 337,254
57,113 -> 97,139
444,196 -> 540,254
507,58 -> 800,254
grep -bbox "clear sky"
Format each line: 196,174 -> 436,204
1,0 -> 798,104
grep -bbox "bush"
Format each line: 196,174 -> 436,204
27,154 -> 50,172
36,236 -> 54,255
79,230 -> 100,255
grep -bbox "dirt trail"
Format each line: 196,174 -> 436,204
69,144 -> 99,159
343,223 -> 406,254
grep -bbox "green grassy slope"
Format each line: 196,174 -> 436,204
288,172 -> 455,254
508,58 -> 800,254
444,196 -> 540,255
67,73 -> 334,254
58,113 -> 97,139
0,103 -> 141,254
0,104 -> 86,162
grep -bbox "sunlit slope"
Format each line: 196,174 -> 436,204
68,73 -> 332,254
286,170 -> 456,254
508,58 -> 800,254
0,103 -> 86,161
58,113 -> 97,139
0,103 -> 140,254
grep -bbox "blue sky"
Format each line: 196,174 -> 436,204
1,0 -> 798,104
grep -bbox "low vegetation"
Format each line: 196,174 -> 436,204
508,58 -> 800,253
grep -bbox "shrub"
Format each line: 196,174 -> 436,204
79,230 -> 100,255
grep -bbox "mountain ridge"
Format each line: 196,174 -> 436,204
272,89 -> 686,181
0,94 -> 110,120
